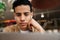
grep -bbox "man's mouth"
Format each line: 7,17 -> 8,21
20,23 -> 27,26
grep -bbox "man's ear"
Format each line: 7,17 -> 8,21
13,13 -> 15,15
31,12 -> 33,18
13,13 -> 16,17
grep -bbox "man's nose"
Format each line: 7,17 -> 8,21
20,15 -> 25,21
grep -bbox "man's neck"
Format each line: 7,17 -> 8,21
20,28 -> 28,31
17,25 -> 28,31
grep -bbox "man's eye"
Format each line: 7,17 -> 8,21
24,13 -> 29,16
16,13 -> 21,16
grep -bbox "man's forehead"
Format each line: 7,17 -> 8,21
14,5 -> 30,12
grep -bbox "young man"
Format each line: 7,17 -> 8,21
3,0 -> 45,33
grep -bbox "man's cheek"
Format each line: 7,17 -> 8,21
27,18 -> 31,22
15,18 -> 20,22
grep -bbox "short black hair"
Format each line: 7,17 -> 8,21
12,0 -> 33,12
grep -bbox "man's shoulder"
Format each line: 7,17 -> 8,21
5,24 -> 17,29
3,24 -> 17,32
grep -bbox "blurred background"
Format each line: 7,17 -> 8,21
0,0 -> 60,33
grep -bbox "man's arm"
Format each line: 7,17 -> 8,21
30,19 -> 45,32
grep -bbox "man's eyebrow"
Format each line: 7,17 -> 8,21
16,13 -> 21,14
24,12 -> 30,13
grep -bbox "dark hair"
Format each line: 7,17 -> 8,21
12,0 -> 33,12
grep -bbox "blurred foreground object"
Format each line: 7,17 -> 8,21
0,33 -> 59,40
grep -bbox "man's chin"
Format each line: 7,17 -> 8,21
20,25 -> 27,28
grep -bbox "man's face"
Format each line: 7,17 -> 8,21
14,5 -> 33,29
